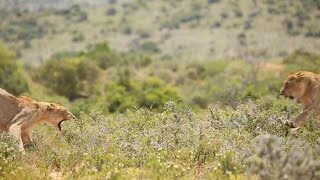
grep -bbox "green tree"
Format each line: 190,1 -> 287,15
85,43 -> 121,69
33,57 -> 99,100
0,44 -> 29,95
105,77 -> 180,113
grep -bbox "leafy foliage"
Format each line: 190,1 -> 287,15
84,43 -> 121,69
55,5 -> 87,22
0,44 -> 29,95
249,134 -> 320,180
32,57 -> 99,100
2,42 -> 320,179
105,77 -> 180,113
2,97 -> 319,179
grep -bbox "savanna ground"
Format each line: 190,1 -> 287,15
1,0 -> 320,179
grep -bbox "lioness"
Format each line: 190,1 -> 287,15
280,71 -> 320,128
0,88 -> 75,152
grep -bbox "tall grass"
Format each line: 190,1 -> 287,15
1,97 -> 320,179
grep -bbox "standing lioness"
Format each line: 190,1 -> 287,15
0,88 -> 75,152
280,71 -> 320,128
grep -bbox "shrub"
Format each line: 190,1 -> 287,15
161,19 -> 180,29
243,20 -> 252,30
72,32 -> 85,42
161,10 -> 202,29
282,18 -> 301,36
1,96 -> 319,178
55,5 -> 87,22
33,57 -> 99,100
0,17 -> 49,46
85,43 -> 121,69
249,134 -> 320,180
220,12 -> 228,19
120,25 -> 132,35
138,30 -> 150,39
140,41 -> 160,54
305,28 -> 320,38
121,53 -> 152,68
105,8 -> 117,16
104,77 -> 180,113
208,0 -> 220,4
179,11 -> 202,23
233,9 -> 243,18
208,60 -> 253,106
0,134 -> 21,176
0,44 -> 29,95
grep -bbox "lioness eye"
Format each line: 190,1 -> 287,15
285,82 -> 289,86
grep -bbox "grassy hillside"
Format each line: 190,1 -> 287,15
0,0 -> 320,64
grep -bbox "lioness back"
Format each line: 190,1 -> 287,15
0,88 -> 22,129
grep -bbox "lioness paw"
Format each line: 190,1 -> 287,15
284,120 -> 297,128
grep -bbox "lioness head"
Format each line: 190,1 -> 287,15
45,103 -> 75,131
280,71 -> 308,100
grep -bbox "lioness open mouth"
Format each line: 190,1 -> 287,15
57,120 -> 67,131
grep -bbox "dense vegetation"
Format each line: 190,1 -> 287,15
0,44 -> 29,95
1,0 -> 320,179
1,42 -> 320,179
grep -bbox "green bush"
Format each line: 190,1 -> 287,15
138,30 -> 150,39
55,5 -> 87,22
208,0 -> 220,4
0,44 -> 29,95
1,96 -> 319,178
0,17 -> 49,44
178,11 -> 202,23
85,43 -> 121,69
161,10 -> 202,29
33,57 -> 99,100
72,32 -> 85,42
105,8 -> 117,16
121,53 -> 152,68
104,77 -> 180,113
140,41 -> 160,54
208,60 -> 253,106
249,134 -> 320,180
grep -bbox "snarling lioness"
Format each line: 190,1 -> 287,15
0,88 -> 75,152
280,71 -> 320,128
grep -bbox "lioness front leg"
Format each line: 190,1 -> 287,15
286,111 -> 307,128
8,124 -> 25,153
21,131 -> 33,145
9,108 -> 34,153
286,108 -> 318,128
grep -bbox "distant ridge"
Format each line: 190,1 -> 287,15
0,0 -> 132,11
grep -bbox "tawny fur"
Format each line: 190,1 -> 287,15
280,71 -> 320,128
0,88 -> 75,152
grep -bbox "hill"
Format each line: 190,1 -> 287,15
0,0 -> 319,64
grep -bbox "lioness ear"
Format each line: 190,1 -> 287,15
47,103 -> 55,111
